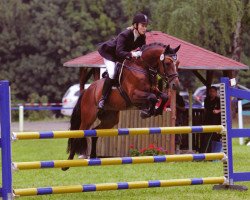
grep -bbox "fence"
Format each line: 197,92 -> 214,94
0,77 -> 250,199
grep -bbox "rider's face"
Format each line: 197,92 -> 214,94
137,23 -> 147,35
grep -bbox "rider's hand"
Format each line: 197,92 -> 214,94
213,109 -> 221,114
131,51 -> 142,58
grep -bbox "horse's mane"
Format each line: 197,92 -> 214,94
141,42 -> 167,51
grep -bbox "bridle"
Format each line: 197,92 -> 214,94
160,53 -> 179,83
139,50 -> 179,84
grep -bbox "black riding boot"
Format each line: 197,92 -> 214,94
98,77 -> 113,110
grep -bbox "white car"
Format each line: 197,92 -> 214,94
61,68 -> 106,116
61,84 -> 90,116
193,83 -> 249,106
193,84 -> 221,106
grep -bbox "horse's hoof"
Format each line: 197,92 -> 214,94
140,110 -> 151,119
61,167 -> 69,171
154,109 -> 163,116
78,155 -> 90,159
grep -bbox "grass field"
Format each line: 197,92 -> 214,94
1,116 -> 250,200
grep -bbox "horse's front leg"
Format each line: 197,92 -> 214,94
154,91 -> 168,116
146,93 -> 158,115
131,90 -> 158,118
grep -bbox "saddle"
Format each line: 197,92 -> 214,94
101,62 -> 122,85
102,63 -> 132,107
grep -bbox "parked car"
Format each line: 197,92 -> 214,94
61,84 -> 90,116
61,84 -> 80,116
193,84 -> 220,106
241,99 -> 250,116
180,91 -> 203,109
193,83 -> 250,107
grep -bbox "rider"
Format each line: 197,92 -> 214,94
97,13 -> 149,110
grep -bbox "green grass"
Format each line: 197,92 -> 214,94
1,138 -> 248,200
1,116 -> 250,199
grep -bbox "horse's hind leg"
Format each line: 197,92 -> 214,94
90,111 -> 119,158
62,101 -> 98,171
90,137 -> 98,158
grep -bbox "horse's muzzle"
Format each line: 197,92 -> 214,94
169,77 -> 181,91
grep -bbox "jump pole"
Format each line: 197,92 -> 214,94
13,153 -> 226,170
12,125 -> 224,140
13,177 -> 226,197
1,78 -> 250,199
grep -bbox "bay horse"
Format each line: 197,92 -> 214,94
62,43 -> 181,171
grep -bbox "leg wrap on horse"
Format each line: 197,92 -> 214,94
155,92 -> 168,116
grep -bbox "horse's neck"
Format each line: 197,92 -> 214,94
121,59 -> 157,89
126,59 -> 147,70
125,59 -> 148,73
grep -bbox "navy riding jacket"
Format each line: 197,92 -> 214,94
98,29 -> 146,63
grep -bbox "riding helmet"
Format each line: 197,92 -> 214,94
132,13 -> 149,25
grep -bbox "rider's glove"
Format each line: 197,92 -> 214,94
131,51 -> 142,58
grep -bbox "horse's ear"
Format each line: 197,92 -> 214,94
164,45 -> 170,54
174,45 -> 181,53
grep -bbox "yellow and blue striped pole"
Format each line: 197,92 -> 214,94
14,177 -> 226,196
12,125 -> 224,140
13,153 -> 225,170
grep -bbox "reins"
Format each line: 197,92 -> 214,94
120,53 -> 179,87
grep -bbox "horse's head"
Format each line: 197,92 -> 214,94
160,44 -> 181,90
140,43 -> 181,90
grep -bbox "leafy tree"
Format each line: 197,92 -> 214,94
151,0 -> 249,88
238,0 -> 250,87
152,0 -> 243,55
1,0 -> 249,103
0,0 -> 126,102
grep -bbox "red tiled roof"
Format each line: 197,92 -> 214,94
63,31 -> 249,70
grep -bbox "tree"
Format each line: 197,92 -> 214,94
152,0 -> 243,55
0,0 -> 127,102
151,0 -> 249,88
238,0 -> 250,87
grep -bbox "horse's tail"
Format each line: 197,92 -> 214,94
67,91 -> 88,155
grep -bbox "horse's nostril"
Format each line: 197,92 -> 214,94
171,83 -> 180,91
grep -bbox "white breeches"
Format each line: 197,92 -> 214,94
104,58 -> 116,79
